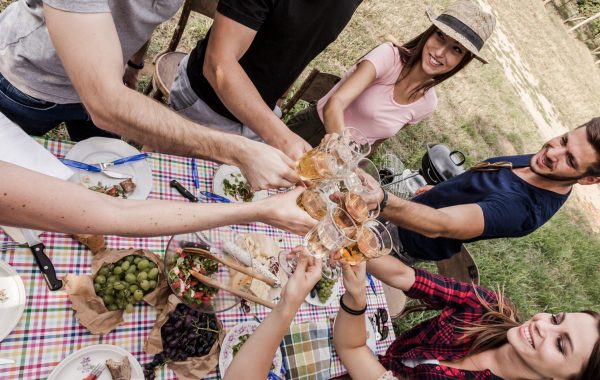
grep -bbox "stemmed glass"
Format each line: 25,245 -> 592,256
296,187 -> 330,221
332,158 -> 383,222
338,219 -> 393,266
296,127 -> 371,182
279,206 -> 357,279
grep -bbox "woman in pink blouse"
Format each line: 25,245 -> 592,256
288,0 -> 496,151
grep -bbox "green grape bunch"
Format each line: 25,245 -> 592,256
93,255 -> 160,312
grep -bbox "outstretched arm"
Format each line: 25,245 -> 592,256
380,192 -> 484,240
322,60 -> 377,134
0,161 -> 316,236
224,251 -> 322,380
203,12 -> 311,160
43,5 -> 299,190
334,262 -> 403,380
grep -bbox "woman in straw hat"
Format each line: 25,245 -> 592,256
287,0 -> 496,151
334,260 -> 600,380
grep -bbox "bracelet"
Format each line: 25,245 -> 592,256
340,294 -> 367,316
127,59 -> 144,70
379,189 -> 389,212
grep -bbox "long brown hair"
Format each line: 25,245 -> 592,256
394,25 -> 475,100
460,288 -> 600,379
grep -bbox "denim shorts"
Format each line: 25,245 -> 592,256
0,72 -> 115,141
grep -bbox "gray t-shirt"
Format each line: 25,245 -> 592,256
0,0 -> 181,103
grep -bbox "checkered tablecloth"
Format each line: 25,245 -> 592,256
0,138 -> 395,380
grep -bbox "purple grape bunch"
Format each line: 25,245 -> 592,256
143,303 -> 220,379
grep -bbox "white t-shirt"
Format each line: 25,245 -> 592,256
316,42 -> 438,144
0,0 -> 182,103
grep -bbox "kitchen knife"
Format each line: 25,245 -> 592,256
170,179 -> 198,202
21,229 -> 63,291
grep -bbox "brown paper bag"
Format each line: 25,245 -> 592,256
145,295 -> 225,380
64,249 -> 170,335
72,234 -> 106,254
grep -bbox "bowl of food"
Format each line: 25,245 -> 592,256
164,227 -> 242,313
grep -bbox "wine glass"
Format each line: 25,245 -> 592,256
279,207 -> 357,279
338,219 -> 393,266
296,127 -> 370,182
296,187 -> 330,220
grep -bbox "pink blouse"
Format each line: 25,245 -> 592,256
316,42 -> 437,144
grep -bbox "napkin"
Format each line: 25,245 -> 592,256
0,112 -> 74,243
281,320 -> 331,380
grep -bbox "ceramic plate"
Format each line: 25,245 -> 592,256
0,261 -> 26,342
65,137 -> 152,200
305,277 -> 341,307
212,165 -> 268,202
219,321 -> 283,379
48,344 -> 143,380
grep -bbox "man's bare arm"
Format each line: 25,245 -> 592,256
43,5 -> 299,189
380,192 -> 485,240
203,12 -> 311,160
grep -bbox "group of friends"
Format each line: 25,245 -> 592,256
0,0 -> 599,379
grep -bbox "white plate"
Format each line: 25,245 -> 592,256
65,137 -> 152,200
212,165 -> 268,202
48,344 -> 144,380
305,278 -> 341,307
219,321 -> 283,379
0,261 -> 26,342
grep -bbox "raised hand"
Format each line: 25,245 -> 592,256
257,186 -> 318,235
236,139 -> 301,190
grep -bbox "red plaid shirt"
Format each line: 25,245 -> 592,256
379,268 -> 504,379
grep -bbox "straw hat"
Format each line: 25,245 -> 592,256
426,0 -> 496,64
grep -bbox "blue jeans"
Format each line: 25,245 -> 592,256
0,72 -> 117,141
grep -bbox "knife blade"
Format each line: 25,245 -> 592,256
170,179 -> 198,202
0,358 -> 15,366
21,229 -> 63,291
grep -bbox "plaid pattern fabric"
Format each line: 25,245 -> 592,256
379,268 -> 503,379
0,138 -> 395,380
281,321 -> 331,380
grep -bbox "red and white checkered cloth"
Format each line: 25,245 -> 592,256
0,138 -> 395,379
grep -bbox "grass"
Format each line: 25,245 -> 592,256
1,0 -> 599,333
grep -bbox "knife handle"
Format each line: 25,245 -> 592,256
60,158 -> 101,172
170,179 -> 198,202
30,243 -> 63,291
112,153 -> 149,165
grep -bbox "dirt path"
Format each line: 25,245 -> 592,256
477,0 -> 600,231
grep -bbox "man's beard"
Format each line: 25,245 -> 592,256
529,153 -> 582,183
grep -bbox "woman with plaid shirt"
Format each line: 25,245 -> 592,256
334,259 -> 600,379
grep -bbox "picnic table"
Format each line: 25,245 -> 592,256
0,138 -> 395,379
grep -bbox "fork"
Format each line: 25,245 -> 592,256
82,363 -> 105,380
93,153 -> 149,171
